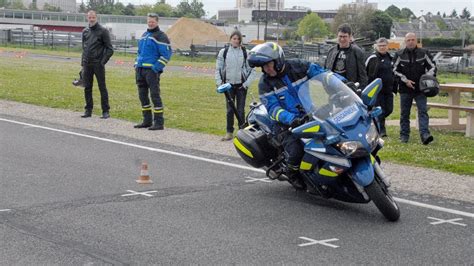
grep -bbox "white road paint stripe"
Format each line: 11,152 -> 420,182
394,197 -> 474,218
0,209 -> 12,212
1,117 -> 473,219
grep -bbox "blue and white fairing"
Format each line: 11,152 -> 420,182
292,72 -> 382,187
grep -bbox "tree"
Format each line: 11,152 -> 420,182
174,0 -> 205,18
10,0 -> 26,9
443,12 -> 446,18
43,3 -> 61,11
123,3 -> 135,16
79,2 -> 87,13
460,7 -> 471,19
135,4 -> 153,16
87,0 -> 115,14
153,2 -> 173,17
296,13 -> 329,41
0,0 -> 9,8
385,5 -> 401,19
400,7 -> 415,19
450,9 -> 457,18
333,5 -> 376,39
370,10 -> 393,40
436,11 -> 441,16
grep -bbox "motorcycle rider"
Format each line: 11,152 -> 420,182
247,42 -> 326,190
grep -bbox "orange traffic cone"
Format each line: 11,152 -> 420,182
136,162 -> 153,184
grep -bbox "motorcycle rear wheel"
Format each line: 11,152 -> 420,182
365,180 -> 400,222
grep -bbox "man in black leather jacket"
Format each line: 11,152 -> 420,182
365,38 -> 395,137
80,10 -> 114,119
393,32 -> 436,145
324,23 -> 368,90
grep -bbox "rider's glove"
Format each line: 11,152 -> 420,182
290,117 -> 306,128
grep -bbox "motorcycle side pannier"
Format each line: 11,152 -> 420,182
233,125 -> 273,168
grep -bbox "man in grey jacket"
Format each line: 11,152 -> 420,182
215,30 -> 257,141
324,23 -> 368,91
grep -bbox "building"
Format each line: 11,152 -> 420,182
21,0 -> 77,13
237,0 -> 284,10
343,0 -> 377,10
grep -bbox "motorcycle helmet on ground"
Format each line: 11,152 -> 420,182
248,42 -> 285,72
419,74 -> 439,97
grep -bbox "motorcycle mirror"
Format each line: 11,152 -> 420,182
361,78 -> 382,107
216,83 -> 232,94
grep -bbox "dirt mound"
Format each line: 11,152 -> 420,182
166,17 -> 229,50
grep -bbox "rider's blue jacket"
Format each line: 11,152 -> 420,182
258,59 -> 326,125
135,26 -> 172,73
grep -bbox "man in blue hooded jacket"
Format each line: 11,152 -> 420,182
248,42 -> 326,189
134,13 -> 172,130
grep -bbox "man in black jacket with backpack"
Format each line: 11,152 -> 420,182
393,32 -> 436,145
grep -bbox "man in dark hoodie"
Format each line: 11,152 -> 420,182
80,10 -> 114,119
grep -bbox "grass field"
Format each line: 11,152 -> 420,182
1,47 -> 473,175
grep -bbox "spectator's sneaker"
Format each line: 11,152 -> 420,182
421,134 -> 434,145
72,79 -> 84,87
148,124 -> 164,130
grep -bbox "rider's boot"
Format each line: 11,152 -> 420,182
286,164 -> 306,190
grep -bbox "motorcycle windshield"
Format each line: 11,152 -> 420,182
297,72 -> 363,122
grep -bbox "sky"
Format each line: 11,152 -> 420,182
119,0 -> 474,18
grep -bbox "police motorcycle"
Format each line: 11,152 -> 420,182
217,72 -> 400,222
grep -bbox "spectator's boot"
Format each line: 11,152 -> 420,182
221,132 -> 233,141
81,110 -> 92,118
421,133 -> 434,145
400,135 -> 409,143
134,110 -> 152,128
148,113 -> 164,131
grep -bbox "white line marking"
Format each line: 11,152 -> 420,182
121,190 -> 158,197
0,118 -> 264,173
394,197 -> 474,218
298,237 -> 339,248
427,217 -> 467,226
0,209 -> 12,212
1,117 -> 473,219
244,176 -> 272,183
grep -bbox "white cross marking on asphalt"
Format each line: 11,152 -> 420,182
427,217 -> 467,226
244,176 -> 272,183
121,190 -> 158,197
298,237 -> 340,248
0,209 -> 11,212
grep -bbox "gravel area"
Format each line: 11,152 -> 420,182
1,99 -> 472,203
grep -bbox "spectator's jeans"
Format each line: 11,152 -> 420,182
83,63 -> 109,112
400,92 -> 430,137
226,84 -> 247,133
375,92 -> 394,132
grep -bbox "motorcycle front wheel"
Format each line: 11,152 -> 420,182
365,180 -> 400,222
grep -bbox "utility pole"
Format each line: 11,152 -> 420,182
257,2 -> 260,40
276,0 -> 280,43
264,0 -> 268,41
419,10 -> 423,46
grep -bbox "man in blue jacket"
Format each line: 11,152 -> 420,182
248,42 -> 326,189
134,13 -> 172,130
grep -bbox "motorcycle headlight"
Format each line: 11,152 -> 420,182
366,123 -> 379,150
336,141 -> 366,157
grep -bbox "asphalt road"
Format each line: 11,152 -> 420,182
1,118 -> 473,265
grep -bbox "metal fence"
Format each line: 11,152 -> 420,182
0,29 -> 137,53
2,28 -> 472,74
